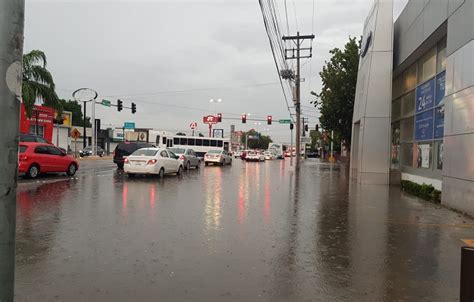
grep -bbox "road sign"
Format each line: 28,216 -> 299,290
203,115 -> 218,125
279,119 -> 292,124
124,122 -> 135,129
190,121 -> 198,130
101,99 -> 111,107
71,128 -> 81,139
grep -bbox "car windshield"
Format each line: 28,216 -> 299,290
83,147 -> 92,151
208,150 -> 222,154
248,151 -> 256,155
131,149 -> 158,156
169,148 -> 186,154
19,146 -> 27,153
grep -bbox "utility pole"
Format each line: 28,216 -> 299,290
283,32 -> 314,172
0,1 -> 25,300
83,102 -> 87,148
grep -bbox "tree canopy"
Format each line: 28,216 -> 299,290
240,130 -> 273,150
312,37 -> 360,148
59,99 -> 91,127
22,50 -> 61,117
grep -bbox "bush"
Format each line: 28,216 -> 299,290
400,180 -> 441,204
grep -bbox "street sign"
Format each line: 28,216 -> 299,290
203,115 -> 218,125
101,99 -> 111,107
124,122 -> 135,129
71,128 -> 81,139
279,119 -> 292,124
190,121 -> 198,130
213,129 -> 224,138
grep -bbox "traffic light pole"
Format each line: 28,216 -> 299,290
283,32 -> 314,173
0,1 -> 24,300
83,101 -> 87,148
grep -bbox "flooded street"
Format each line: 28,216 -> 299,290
15,159 -> 472,301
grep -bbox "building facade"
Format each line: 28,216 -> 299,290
353,0 -> 474,215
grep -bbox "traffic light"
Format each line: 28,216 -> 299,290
305,124 -> 309,132
131,102 -> 136,114
290,123 -> 294,130
267,115 -> 272,125
117,99 -> 123,112
315,124 -> 319,132
241,114 -> 247,124
217,113 -> 222,122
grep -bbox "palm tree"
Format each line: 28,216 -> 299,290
22,50 -> 61,117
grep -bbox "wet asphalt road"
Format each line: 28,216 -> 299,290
15,159 -> 474,301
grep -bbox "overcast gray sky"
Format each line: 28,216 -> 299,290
25,0 -> 408,142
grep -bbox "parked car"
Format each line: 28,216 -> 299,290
234,151 -> 242,158
79,146 -> 105,157
240,150 -> 248,160
204,150 -> 232,166
307,151 -> 319,158
246,150 -> 265,162
18,142 -> 79,179
264,151 -> 275,160
168,148 -> 201,170
19,133 -> 50,144
113,141 -> 154,169
124,148 -> 183,177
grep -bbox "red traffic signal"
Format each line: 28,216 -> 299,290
241,114 -> 247,124
267,115 -> 272,125
217,113 -> 222,122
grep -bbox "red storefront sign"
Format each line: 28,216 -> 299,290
203,115 -> 218,125
19,103 -> 55,142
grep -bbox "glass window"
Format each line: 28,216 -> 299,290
160,150 -> 169,158
392,98 -> 401,121
400,117 -> 414,142
168,151 -> 177,158
401,143 -> 413,167
195,139 -> 202,146
392,76 -> 403,99
188,138 -> 195,146
401,90 -> 415,117
402,64 -> 417,92
210,140 -> 217,147
435,141 -> 443,170
19,145 -> 27,153
203,139 -> 210,146
217,140 -> 223,147
168,148 -> 185,154
173,138 -> 180,145
47,146 -> 63,156
417,47 -> 436,84
180,138 -> 187,145
437,37 -> 447,73
155,135 -> 161,145
132,149 -> 158,156
162,137 -> 167,145
35,146 -> 48,154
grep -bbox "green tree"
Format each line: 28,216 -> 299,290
22,50 -> 61,117
59,99 -> 91,127
312,37 -> 360,148
240,130 -> 273,149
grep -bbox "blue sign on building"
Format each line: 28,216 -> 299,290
123,122 -> 135,129
434,106 -> 444,139
416,78 -> 435,113
415,109 -> 434,141
436,71 -> 446,106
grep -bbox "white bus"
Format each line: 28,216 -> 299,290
148,130 -> 230,157
268,143 -> 285,159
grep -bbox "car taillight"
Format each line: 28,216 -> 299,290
19,155 -> 28,161
148,159 -> 157,165
124,158 -> 129,163
179,155 -> 185,161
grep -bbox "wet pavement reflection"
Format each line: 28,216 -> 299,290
15,159 -> 472,301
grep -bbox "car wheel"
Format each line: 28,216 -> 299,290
158,168 -> 165,178
27,164 -> 40,179
128,173 -> 135,178
229,159 -> 232,165
196,161 -> 201,169
220,161 -> 224,166
99,153 -> 103,157
117,163 -> 124,170
67,164 -> 77,176
186,161 -> 191,171
177,165 -> 183,176
205,162 -> 209,166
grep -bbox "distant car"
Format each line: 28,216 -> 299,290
246,151 -> 265,162
307,151 -> 319,158
18,142 -> 79,179
204,150 -> 232,166
19,133 -> 50,144
79,146 -> 105,157
168,147 -> 201,170
124,148 -> 183,177
234,151 -> 242,158
264,151 -> 274,160
113,141 -> 154,169
240,150 -> 248,160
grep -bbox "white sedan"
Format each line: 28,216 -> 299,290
204,150 -> 232,166
246,151 -> 265,162
124,148 -> 184,177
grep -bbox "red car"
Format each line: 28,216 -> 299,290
18,143 -> 79,179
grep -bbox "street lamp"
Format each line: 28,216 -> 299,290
209,98 -> 222,113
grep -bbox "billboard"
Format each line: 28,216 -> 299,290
415,109 -> 434,141
416,78 -> 435,113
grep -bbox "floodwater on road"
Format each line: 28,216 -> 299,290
15,159 -> 472,301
